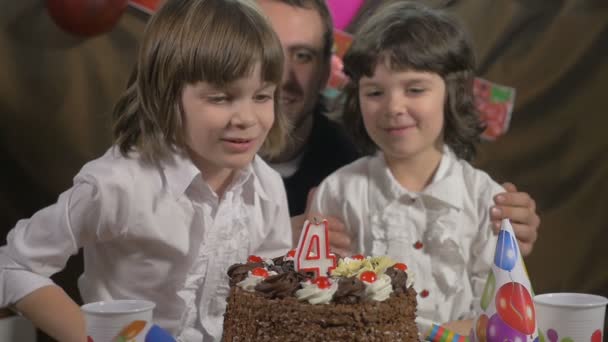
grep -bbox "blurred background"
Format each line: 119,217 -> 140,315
1,0 -> 606,340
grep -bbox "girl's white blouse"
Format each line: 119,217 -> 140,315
311,147 -> 502,323
0,147 -> 292,341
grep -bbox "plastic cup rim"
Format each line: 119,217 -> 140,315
534,292 -> 608,308
81,299 -> 156,315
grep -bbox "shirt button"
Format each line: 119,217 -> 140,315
420,289 -> 430,298
414,240 -> 424,249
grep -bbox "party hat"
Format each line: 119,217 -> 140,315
470,219 -> 538,342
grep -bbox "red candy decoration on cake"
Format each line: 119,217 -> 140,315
360,271 -> 377,283
312,276 -> 331,289
251,267 -> 269,278
394,263 -> 408,271
247,255 -> 263,263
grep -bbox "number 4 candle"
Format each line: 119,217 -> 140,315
295,218 -> 337,277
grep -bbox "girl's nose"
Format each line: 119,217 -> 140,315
387,92 -> 407,117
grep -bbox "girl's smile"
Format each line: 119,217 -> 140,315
383,124 -> 417,136
359,61 -> 446,164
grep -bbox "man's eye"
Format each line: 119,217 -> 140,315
293,51 -> 313,63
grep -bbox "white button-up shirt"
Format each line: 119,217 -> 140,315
0,147 -> 292,341
311,147 -> 502,323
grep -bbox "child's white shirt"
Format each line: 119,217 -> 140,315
311,146 -> 502,324
0,147 -> 292,342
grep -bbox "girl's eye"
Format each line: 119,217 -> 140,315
364,90 -> 383,97
254,94 -> 273,103
407,87 -> 426,94
207,95 -> 229,104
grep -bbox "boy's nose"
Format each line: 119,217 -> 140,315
231,103 -> 257,128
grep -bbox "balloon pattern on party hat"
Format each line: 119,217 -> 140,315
471,219 -> 539,342
494,229 -> 518,271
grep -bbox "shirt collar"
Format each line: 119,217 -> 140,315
162,153 -> 269,202
369,146 -> 465,210
161,151 -> 201,197
250,156 -> 270,201
421,146 -> 465,210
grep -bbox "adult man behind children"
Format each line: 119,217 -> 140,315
257,0 -> 540,256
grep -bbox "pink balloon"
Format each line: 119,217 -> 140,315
326,0 -> 365,30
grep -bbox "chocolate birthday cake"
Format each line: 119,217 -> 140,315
222,252 -> 419,341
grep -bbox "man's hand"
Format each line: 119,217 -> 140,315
290,188 -> 353,257
491,182 -> 541,256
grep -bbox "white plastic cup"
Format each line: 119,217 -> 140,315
81,299 -> 155,342
534,292 -> 607,342
0,316 -> 36,341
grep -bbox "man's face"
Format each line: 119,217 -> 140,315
258,0 -> 330,132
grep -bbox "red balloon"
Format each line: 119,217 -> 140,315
495,282 -> 536,334
47,0 -> 129,37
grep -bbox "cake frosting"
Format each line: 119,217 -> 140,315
223,251 -> 419,341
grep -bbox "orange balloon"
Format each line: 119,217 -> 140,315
46,0 -> 129,37
476,314 -> 488,342
118,320 -> 147,339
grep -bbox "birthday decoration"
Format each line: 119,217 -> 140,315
480,271 -> 495,310
473,78 -> 516,141
295,218 -> 337,277
495,282 -> 535,334
494,229 -> 518,271
47,0 -> 128,37
323,30 -> 354,103
326,0 -> 365,30
487,313 -> 527,341
129,0 -> 162,14
471,219 -> 539,342
476,315 -> 489,342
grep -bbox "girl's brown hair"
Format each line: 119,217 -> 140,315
342,0 -> 483,161
113,0 -> 287,163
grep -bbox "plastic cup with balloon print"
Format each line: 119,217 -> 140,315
81,299 -> 155,342
534,293 -> 607,342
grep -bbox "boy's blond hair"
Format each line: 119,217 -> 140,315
113,0 -> 287,163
